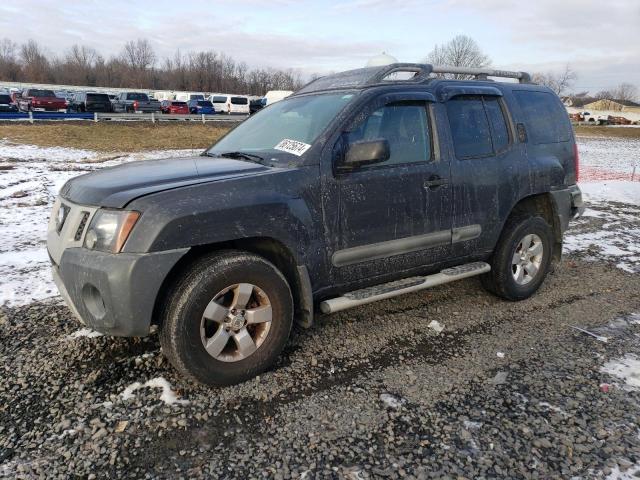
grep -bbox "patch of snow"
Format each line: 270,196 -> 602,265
379,393 -> 405,409
428,320 -> 444,333
538,402 -> 568,416
601,354 -> 640,390
606,465 -> 640,480
496,352 -> 505,358
581,181 -> 640,206
463,420 -> 482,430
68,328 -> 103,339
121,377 -> 189,406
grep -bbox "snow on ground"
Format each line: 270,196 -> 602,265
578,136 -> 639,182
564,181 -> 640,273
0,140 -> 198,306
121,377 -> 189,406
601,354 -> 640,390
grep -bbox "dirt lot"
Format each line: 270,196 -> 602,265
0,122 -> 233,152
0,128 -> 639,478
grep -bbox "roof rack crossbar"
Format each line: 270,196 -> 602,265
366,63 -> 434,84
430,65 -> 531,83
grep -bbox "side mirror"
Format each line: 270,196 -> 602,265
341,138 -> 390,170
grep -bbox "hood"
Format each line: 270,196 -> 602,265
60,156 -> 268,208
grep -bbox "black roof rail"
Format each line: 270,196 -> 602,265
294,63 -> 531,95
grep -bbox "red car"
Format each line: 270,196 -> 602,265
160,100 -> 189,114
17,88 -> 67,112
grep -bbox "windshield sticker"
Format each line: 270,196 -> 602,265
274,139 -> 311,156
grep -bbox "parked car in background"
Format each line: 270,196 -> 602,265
160,100 -> 189,114
0,93 -> 18,112
249,98 -> 266,115
112,92 -> 161,113
10,91 -> 22,105
18,89 -> 67,112
67,92 -> 112,113
175,92 -> 205,103
187,99 -> 215,114
208,94 -> 250,114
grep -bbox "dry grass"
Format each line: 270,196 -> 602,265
0,122 -> 233,152
574,125 -> 640,139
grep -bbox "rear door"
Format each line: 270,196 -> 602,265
442,89 -> 525,257
322,92 -> 452,285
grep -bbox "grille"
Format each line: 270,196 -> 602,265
74,211 -> 90,241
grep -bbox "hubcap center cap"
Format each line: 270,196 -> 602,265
227,313 -> 246,331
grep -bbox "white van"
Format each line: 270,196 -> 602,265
153,91 -> 176,101
208,94 -> 250,114
264,90 -> 293,105
175,92 -> 205,103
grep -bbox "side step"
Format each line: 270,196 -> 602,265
319,262 -> 490,314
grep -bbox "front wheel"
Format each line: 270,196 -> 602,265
159,250 -> 293,386
481,216 -> 553,301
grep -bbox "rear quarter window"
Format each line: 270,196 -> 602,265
513,90 -> 571,144
446,96 -> 493,158
211,96 -> 227,103
231,97 -> 248,105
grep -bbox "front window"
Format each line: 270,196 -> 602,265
206,92 -> 357,162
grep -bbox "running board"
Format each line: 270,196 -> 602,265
319,262 -> 490,314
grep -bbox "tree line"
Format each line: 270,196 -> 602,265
0,38 -> 305,95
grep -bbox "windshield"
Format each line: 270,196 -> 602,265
207,92 -> 356,160
86,94 -> 109,102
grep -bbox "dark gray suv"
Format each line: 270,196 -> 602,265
47,63 -> 583,386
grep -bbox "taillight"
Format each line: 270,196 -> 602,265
133,100 -> 139,110
573,143 -> 580,183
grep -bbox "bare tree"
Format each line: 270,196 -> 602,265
531,64 -> 576,96
612,83 -> 639,102
122,39 -> 156,70
425,35 -> 491,79
0,38 -> 20,81
20,39 -> 51,83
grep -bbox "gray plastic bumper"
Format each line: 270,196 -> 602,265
551,184 -> 585,234
51,247 -> 188,336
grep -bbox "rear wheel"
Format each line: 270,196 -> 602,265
481,216 -> 553,301
159,251 -> 293,386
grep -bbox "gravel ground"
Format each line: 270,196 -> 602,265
2,212 -> 640,479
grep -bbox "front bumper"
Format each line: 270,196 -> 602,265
51,247 -> 188,336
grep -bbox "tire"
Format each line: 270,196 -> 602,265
159,250 -> 293,386
481,216 -> 553,301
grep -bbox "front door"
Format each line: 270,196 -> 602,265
322,95 -> 452,287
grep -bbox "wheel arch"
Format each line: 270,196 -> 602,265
504,192 -> 563,262
151,236 -> 313,329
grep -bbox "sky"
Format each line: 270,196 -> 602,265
1,0 -> 639,94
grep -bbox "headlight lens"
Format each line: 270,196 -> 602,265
84,209 -> 140,253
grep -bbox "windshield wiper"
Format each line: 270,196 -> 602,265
215,151 -> 265,164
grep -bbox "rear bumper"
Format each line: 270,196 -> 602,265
51,247 -> 188,336
551,184 -> 585,234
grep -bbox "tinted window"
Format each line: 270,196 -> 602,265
126,93 -> 149,101
0,95 -> 11,103
172,101 -> 187,106
348,103 -> 431,167
447,96 -> 493,158
211,96 -> 227,103
86,93 -> 109,102
231,97 -> 248,105
484,97 -> 509,152
513,90 -> 571,144
198,101 -> 213,107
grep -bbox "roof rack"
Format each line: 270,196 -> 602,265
295,63 -> 532,95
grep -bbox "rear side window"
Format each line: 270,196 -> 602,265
348,103 -> 432,167
211,96 -> 227,103
0,95 -> 11,103
513,90 -> 571,144
231,97 -> 248,105
447,96 -> 493,158
198,101 -> 213,107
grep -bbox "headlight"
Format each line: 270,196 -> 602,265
84,209 -> 140,253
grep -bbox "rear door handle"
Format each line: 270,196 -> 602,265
424,177 -> 449,189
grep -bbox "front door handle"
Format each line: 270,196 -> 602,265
424,177 -> 449,189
